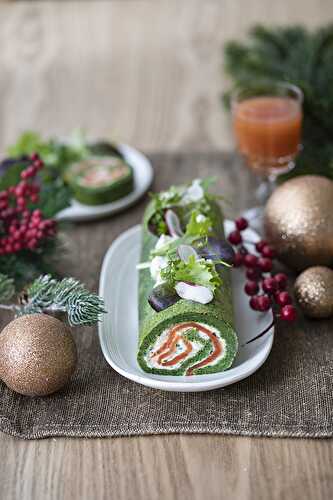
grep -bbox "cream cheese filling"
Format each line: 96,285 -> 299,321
145,322 -> 226,371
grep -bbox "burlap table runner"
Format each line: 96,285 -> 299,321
0,152 -> 332,439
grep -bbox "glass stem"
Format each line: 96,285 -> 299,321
255,173 -> 278,205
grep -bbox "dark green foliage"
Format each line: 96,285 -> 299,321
0,238 -> 60,291
6,131 -> 89,216
5,131 -> 127,216
223,24 -> 333,180
0,273 -> 15,302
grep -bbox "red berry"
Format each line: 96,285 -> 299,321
235,217 -> 248,231
262,277 -> 277,294
29,220 -> 38,229
20,170 -> 29,180
26,166 -> 34,177
258,257 -> 273,272
13,242 -> 22,252
15,185 -> 25,197
26,229 -> 37,239
27,238 -> 38,250
233,252 -> 244,267
30,152 -> 40,161
275,291 -> 292,306
33,159 -> 43,169
261,245 -> 276,258
228,230 -> 242,245
32,209 -> 42,219
257,295 -> 272,312
246,268 -> 262,281
274,273 -> 288,290
255,240 -> 267,252
280,305 -> 297,322
244,254 -> 258,268
17,196 -> 26,207
250,296 -> 260,311
244,280 -> 259,296
30,194 -> 39,203
13,231 -> 21,241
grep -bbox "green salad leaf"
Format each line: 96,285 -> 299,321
148,178 -> 221,237
185,210 -> 213,237
150,234 -> 201,259
161,255 -> 222,292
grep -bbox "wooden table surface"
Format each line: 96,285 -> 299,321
0,1 -> 332,499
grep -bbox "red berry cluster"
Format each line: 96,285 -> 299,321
0,153 -> 56,255
228,217 -> 297,323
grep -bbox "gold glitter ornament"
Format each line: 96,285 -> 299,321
264,175 -> 333,271
0,314 -> 77,396
295,266 -> 333,319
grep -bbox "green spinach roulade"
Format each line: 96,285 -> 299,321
65,156 -> 133,205
137,179 -> 238,376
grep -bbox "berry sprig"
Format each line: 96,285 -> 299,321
228,216 -> 297,344
0,153 -> 57,256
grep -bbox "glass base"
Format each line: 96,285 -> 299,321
243,154 -> 296,176
242,206 -> 264,235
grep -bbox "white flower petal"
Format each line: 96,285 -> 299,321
150,256 -> 168,281
182,180 -> 204,204
196,214 -> 206,223
175,282 -> 213,304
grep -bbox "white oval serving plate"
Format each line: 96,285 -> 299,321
98,222 -> 274,392
56,144 -> 153,222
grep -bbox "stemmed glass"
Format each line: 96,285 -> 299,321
231,81 -> 303,208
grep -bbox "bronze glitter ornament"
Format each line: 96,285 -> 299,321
295,266 -> 333,319
264,175 -> 333,271
0,313 -> 77,396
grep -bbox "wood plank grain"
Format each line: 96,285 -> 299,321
0,433 -> 332,500
0,2 -> 333,500
0,0 -> 332,154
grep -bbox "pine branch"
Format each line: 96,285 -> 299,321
17,274 -> 106,326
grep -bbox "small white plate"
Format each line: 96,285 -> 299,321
99,222 -> 274,392
56,144 -> 153,222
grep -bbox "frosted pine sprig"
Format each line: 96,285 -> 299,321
0,273 -> 106,326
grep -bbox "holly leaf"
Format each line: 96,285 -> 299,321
0,157 -> 30,190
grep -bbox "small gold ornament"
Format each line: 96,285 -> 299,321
295,266 -> 333,319
264,175 -> 333,271
0,314 -> 77,396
